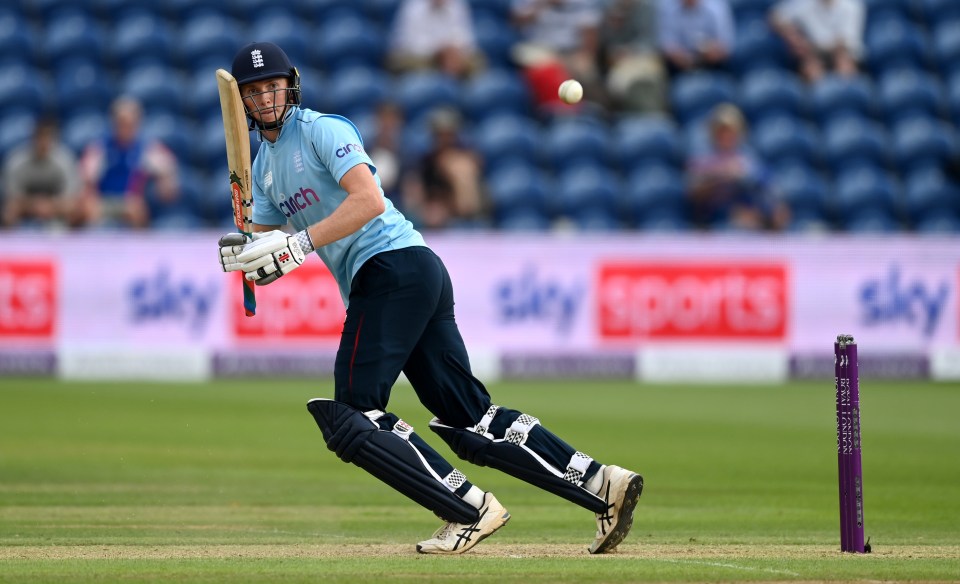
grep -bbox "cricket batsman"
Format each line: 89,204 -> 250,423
218,42 -> 643,554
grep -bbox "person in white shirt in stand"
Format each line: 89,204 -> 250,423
770,0 -> 865,83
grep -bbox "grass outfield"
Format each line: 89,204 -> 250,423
0,378 -> 958,583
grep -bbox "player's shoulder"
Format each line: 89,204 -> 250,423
294,108 -> 363,141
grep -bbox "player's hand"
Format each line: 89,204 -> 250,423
235,229 -> 309,285
218,232 -> 252,272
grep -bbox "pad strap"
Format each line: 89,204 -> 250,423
471,404 -> 500,438
563,451 -> 593,486
504,414 -> 540,446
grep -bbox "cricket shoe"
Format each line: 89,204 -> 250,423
588,465 -> 644,554
416,492 -> 510,554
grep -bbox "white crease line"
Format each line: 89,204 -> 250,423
658,558 -> 802,577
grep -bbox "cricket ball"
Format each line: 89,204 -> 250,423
558,79 -> 583,105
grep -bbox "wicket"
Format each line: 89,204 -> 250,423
835,334 -> 869,553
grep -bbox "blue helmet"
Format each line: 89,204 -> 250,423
231,42 -> 301,130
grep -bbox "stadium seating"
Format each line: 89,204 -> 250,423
822,115 -> 890,171
311,15 -> 386,72
669,72 -> 736,125
61,110 -> 108,154
485,162 -> 552,224
865,17 -> 930,76
54,59 -> 115,120
461,69 -> 532,122
831,164 -> 900,223
42,11 -> 106,70
109,12 -> 175,71
752,114 -> 819,168
553,164 -> 621,221
248,10 -> 309,66
738,69 -> 807,122
614,115 -> 684,171
877,68 -> 944,123
843,208 -> 900,233
177,13 -> 244,71
394,71 -> 461,122
902,164 -> 959,223
0,110 -> 36,163
892,116 -> 958,173
771,163 -> 828,218
622,163 -> 687,226
809,75 -> 875,123
474,13 -> 520,68
325,67 -> 390,120
0,10 -> 38,67
728,18 -> 790,75
541,118 -> 613,171
0,64 -> 51,117
473,115 -> 542,175
122,65 -> 185,116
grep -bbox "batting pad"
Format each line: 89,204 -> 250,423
430,418 -> 608,514
307,399 -> 480,524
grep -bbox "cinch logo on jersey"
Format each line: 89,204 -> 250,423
597,262 -> 788,340
251,49 -> 264,68
279,187 -> 320,217
0,259 -> 57,339
335,142 -> 365,158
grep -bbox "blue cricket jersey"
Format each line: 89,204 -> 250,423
250,106 -> 425,305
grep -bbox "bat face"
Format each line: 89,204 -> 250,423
217,69 -> 257,317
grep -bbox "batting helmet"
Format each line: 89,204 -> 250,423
231,42 -> 302,129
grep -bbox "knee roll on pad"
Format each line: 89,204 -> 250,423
307,398 -> 480,524
429,406 -> 607,514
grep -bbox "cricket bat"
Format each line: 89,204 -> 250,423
216,68 -> 256,317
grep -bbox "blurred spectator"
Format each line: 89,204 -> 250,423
770,0 -> 865,83
76,97 -> 179,229
388,0 -> 483,78
1,118 -> 78,230
511,0 -> 604,111
685,104 -> 789,230
599,0 -> 666,113
402,108 -> 486,229
657,0 -> 735,75
367,102 -> 406,203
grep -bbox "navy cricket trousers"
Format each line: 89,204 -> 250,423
333,246 -> 490,429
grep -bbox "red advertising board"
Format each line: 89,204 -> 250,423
0,259 -> 57,339
598,262 -> 788,340
232,265 -> 345,340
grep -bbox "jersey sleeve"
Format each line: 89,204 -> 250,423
310,115 -> 377,184
251,156 -> 287,226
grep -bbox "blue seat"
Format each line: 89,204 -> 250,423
42,13 -> 106,69
822,115 -> 889,171
462,69 -> 531,122
918,0 -> 960,22
91,0 -> 158,20
950,72 -> 960,123
728,20 -> 790,75
361,0 -> 402,23
292,0 -> 362,22
311,16 -> 386,72
109,13 -> 174,71
877,69 -> 944,123
933,19 -> 960,77
54,60 -> 114,119
393,72 -> 460,121
467,0 -> 512,20
570,208 -> 621,231
752,115 -> 819,168
832,165 -> 899,221
497,209 -> 552,231
771,163 -> 828,216
158,0 -> 225,20
0,11 -> 38,67
0,65 -> 50,116
177,14 -> 244,70
843,208 -> 900,233
142,113 -> 192,163
485,162 -> 552,222
865,17 -> 929,75
474,13 -> 519,68
902,165 -> 959,222
615,115 -> 683,170
61,110 -> 108,154
638,208 -> 691,232
182,68 -> 223,121
915,213 -> 960,233
554,165 -> 621,220
892,116 -> 958,173
248,10 -> 309,66
739,69 -> 807,122
0,110 -> 36,163
325,67 -> 389,119
25,0 -> 95,21
122,66 -> 185,115
474,115 -> 541,175
669,72 -> 736,125
864,0 -> 913,19
622,163 -> 686,225
541,119 -> 612,171
809,75 -> 874,123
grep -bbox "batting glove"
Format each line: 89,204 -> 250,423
235,229 -> 313,286
218,232 -> 254,272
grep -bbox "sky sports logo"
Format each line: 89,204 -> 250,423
597,263 -> 788,340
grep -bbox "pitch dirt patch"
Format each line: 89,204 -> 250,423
1,543 -> 957,561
